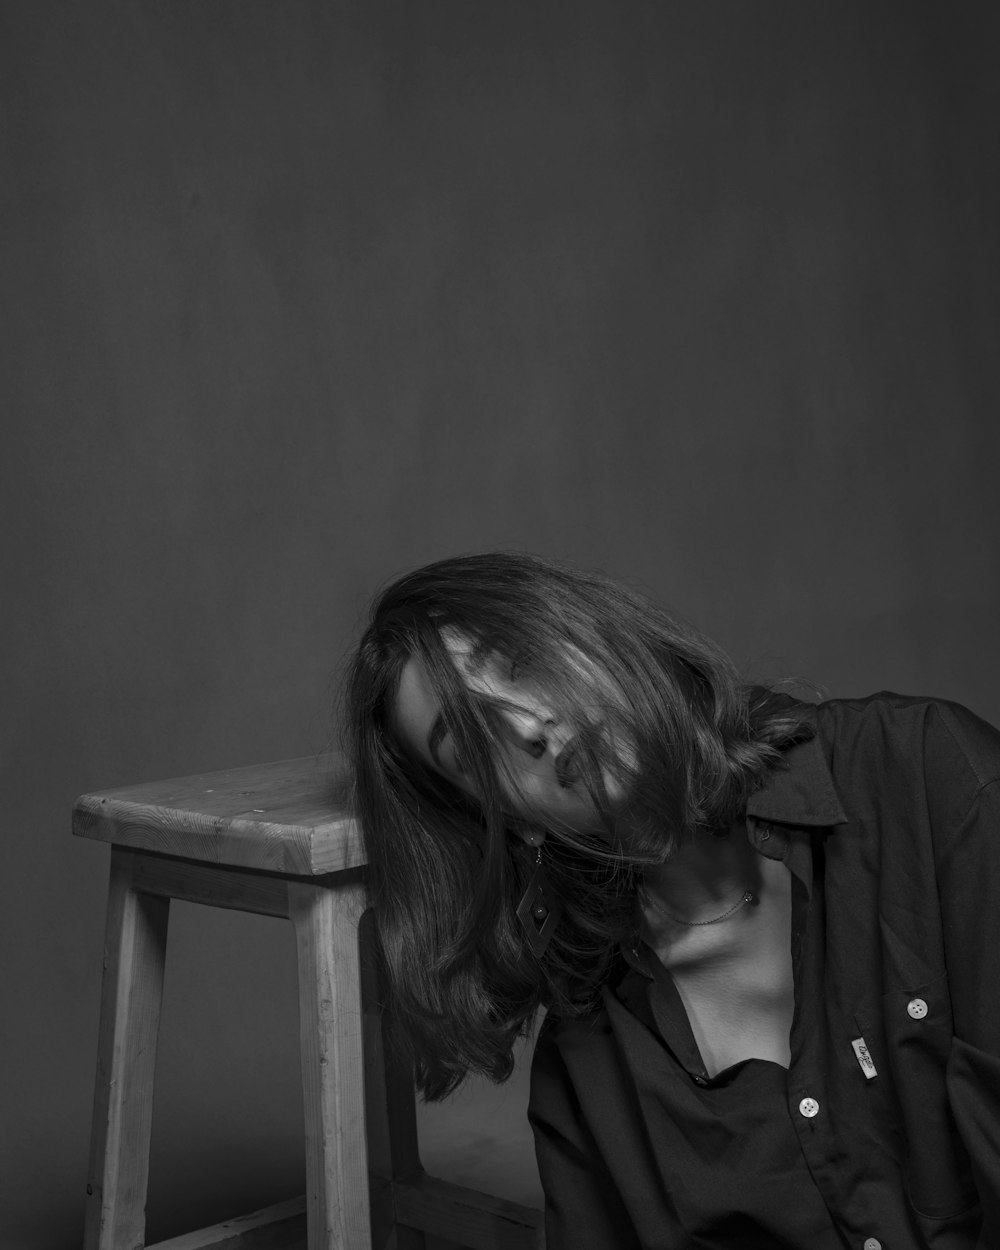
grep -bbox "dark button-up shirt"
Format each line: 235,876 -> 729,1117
529,694 -> 1000,1249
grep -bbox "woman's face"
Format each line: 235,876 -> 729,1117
391,630 -> 625,837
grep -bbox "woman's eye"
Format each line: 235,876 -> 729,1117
528,738 -> 546,759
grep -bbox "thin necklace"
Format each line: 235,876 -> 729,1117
640,884 -> 756,927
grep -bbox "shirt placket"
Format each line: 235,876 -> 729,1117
783,827 -> 891,1250
785,859 -> 835,1202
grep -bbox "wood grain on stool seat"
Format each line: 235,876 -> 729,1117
73,756 -> 364,875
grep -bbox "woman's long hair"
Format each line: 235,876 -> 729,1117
344,552 -> 814,1099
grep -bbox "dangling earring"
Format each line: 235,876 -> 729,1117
516,841 -> 563,959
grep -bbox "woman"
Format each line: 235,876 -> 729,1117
345,551 -> 1000,1249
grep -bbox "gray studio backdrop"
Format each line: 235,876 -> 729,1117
2,3 -> 998,1247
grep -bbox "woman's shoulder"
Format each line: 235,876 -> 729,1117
815,690 -> 1000,792
535,945 -> 653,1045
530,994 -> 626,1096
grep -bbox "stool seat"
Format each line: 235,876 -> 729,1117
74,755 -> 364,874
75,756 -> 543,1250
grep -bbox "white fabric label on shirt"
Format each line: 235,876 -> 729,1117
851,1037 -> 878,1079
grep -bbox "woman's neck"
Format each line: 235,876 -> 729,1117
641,822 -> 760,928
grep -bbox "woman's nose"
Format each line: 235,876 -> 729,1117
501,704 -> 557,755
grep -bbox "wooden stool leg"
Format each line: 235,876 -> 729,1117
84,847 -> 170,1250
359,909 -> 426,1250
290,877 -> 371,1250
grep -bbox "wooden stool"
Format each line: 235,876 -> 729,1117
74,756 -> 543,1250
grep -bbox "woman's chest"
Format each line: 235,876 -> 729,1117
669,939 -> 795,1075
653,862 -> 795,1076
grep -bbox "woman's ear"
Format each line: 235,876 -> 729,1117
518,828 -> 547,849
506,812 -> 547,848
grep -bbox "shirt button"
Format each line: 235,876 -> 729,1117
863,1239 -> 882,1250
692,1074 -> 708,1086
798,1096 -> 820,1118
907,997 -> 928,1019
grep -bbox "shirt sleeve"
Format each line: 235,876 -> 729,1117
936,765 -> 1000,1242
528,1024 -> 643,1250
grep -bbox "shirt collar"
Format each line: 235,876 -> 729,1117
745,709 -> 848,829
